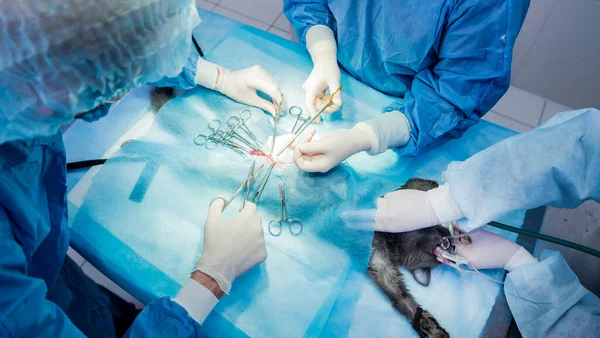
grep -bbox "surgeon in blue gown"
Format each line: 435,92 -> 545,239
341,108 -> 600,337
0,1 -> 274,337
284,0 -> 531,173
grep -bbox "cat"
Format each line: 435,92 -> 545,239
368,178 -> 453,338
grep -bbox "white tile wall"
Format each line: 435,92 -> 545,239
491,86 -> 546,126
196,0 -> 217,11
273,13 -> 294,32
219,0 -> 282,26
514,45 -> 600,109
541,100 -> 572,123
535,0 -> 600,66
268,26 -> 294,41
510,39 -> 532,82
512,0 -> 600,109
213,6 -> 271,30
483,111 -> 533,133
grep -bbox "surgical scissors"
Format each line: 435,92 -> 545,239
269,176 -> 303,236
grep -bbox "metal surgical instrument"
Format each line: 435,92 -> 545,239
268,177 -> 303,236
251,162 -> 275,205
194,110 -> 265,161
269,98 -> 283,157
288,106 -> 308,134
223,160 -> 264,211
276,86 -> 343,156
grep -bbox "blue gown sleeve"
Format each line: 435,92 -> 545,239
283,0 -> 337,46
443,108 -> 600,231
388,0 -> 529,156
0,208 -> 204,337
0,209 -> 85,337
124,297 -> 206,337
148,48 -> 200,90
504,250 -> 600,337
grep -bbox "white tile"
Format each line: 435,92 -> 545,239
67,247 -> 86,267
219,0 -> 282,25
535,0 -> 600,65
513,45 -> 600,109
268,26 -> 293,41
273,13 -> 294,32
517,16 -> 544,43
511,38 -> 532,81
525,0 -> 558,23
213,6 -> 270,31
483,111 -> 533,133
196,0 -> 217,11
81,262 -> 145,309
491,86 -> 545,126
541,100 -> 572,123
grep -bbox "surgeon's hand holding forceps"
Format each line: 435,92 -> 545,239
269,176 -> 303,236
276,86 -> 342,156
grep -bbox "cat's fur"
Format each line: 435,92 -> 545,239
149,87 -> 176,113
368,178 -> 452,338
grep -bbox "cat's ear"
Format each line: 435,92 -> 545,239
412,268 -> 431,286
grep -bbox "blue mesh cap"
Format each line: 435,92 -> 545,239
0,0 -> 201,143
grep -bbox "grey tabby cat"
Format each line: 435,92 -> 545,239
368,178 -> 453,338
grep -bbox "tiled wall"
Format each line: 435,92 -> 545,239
512,0 -> 600,109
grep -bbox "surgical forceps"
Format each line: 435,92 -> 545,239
193,119 -> 223,149
196,128 -> 253,161
251,162 -> 275,205
269,98 -> 283,157
276,86 -> 343,156
228,109 -> 262,147
288,106 -> 309,135
268,177 -> 303,236
194,111 -> 264,160
223,160 -> 264,211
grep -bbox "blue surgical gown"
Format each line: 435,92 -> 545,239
444,108 -> 600,231
505,251 -> 600,337
0,123 -> 204,337
0,1 -> 209,335
284,0 -> 530,155
442,108 -> 600,335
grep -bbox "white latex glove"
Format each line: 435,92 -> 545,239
293,125 -> 371,173
455,230 -> 538,271
194,197 -> 267,294
304,25 -> 342,119
195,59 -> 283,116
339,184 -> 464,232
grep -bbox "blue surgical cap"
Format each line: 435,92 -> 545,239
0,0 -> 201,144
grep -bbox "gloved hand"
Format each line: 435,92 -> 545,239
340,183 -> 465,232
194,197 -> 267,294
303,25 -> 342,119
293,126 -> 371,173
455,230 -> 538,271
195,59 -> 284,116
